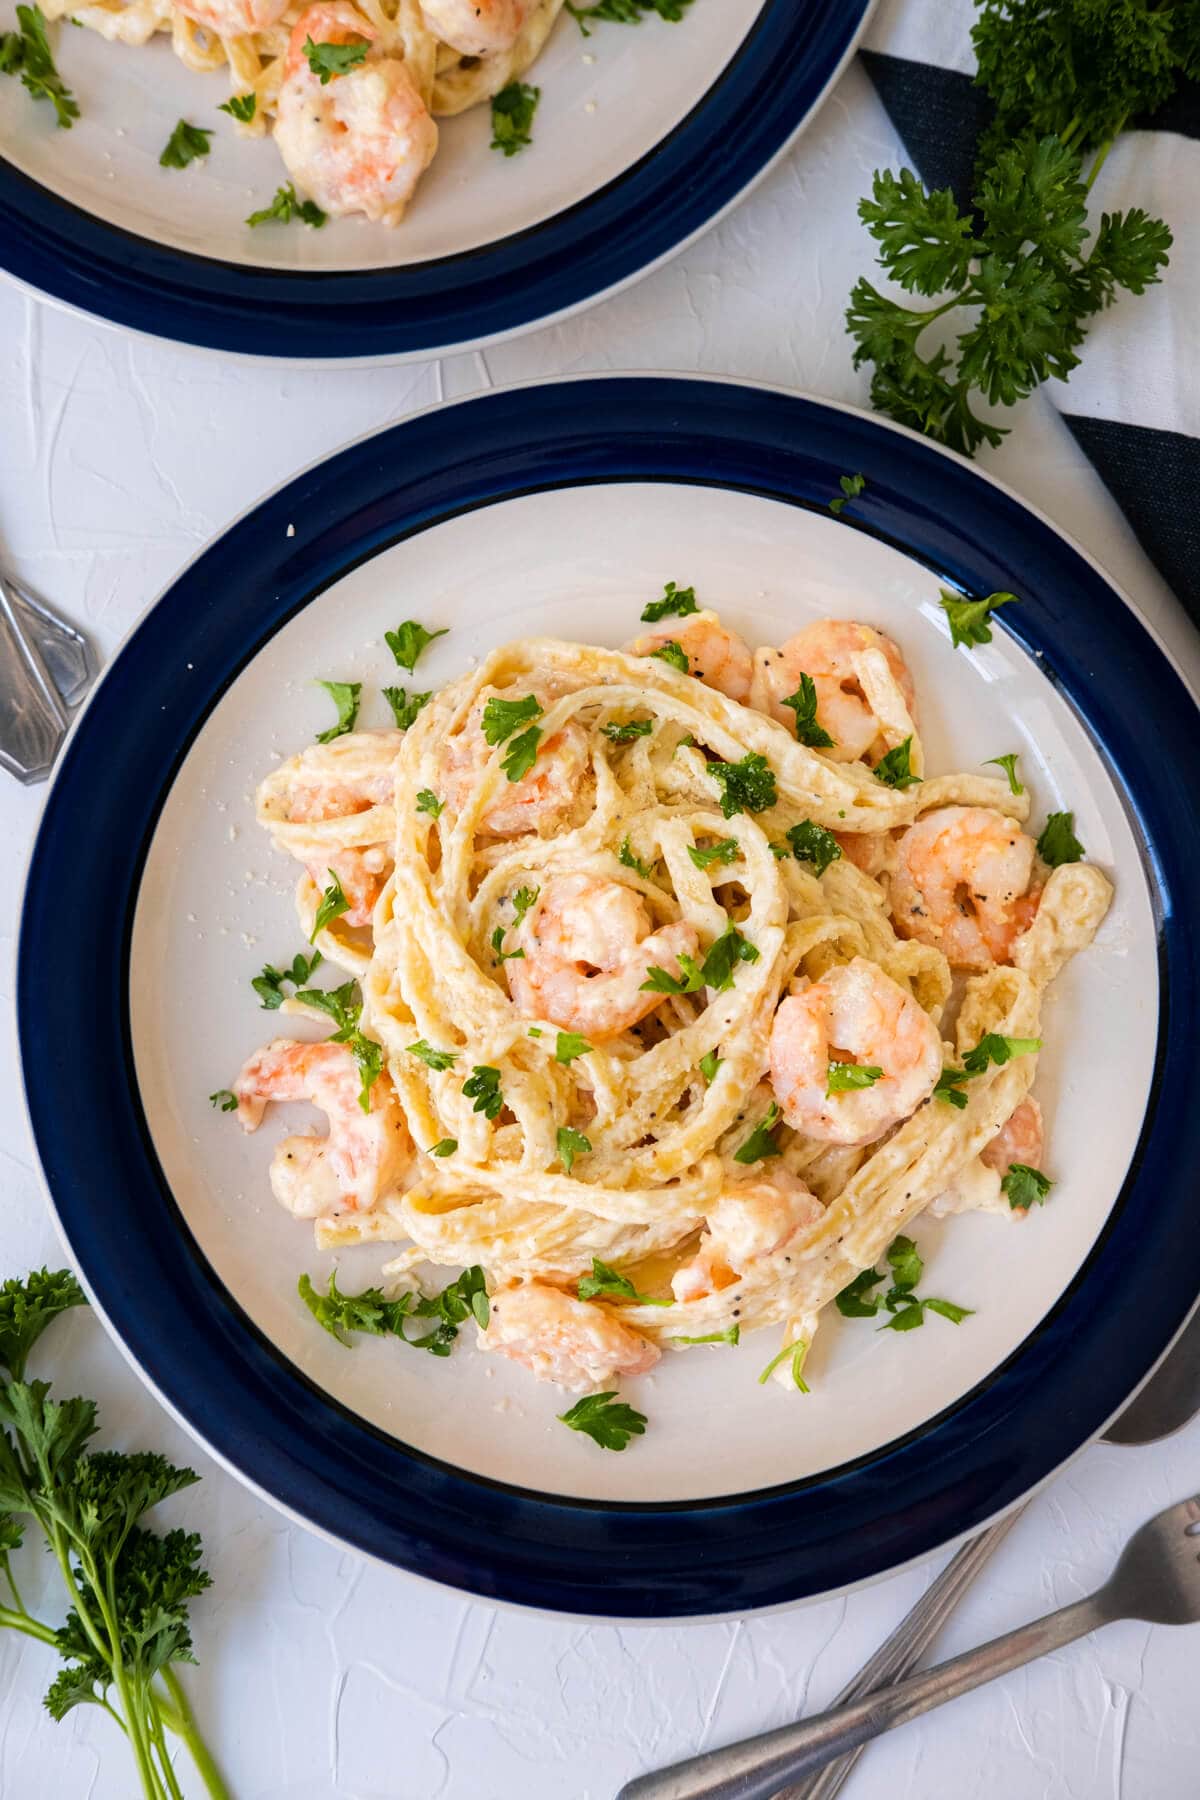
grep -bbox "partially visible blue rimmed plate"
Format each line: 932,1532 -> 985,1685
0,0 -> 870,361
19,375 -> 1200,1617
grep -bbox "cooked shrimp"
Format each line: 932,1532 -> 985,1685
672,1166 -> 824,1302
769,956 -> 941,1146
274,4 -> 439,225
419,0 -> 532,55
981,1095 -> 1044,1179
480,1280 -> 660,1393
176,0 -> 288,34
260,730 -> 403,927
833,829 -> 896,879
506,873 -> 700,1041
235,1038 -> 411,1216
442,692 -> 590,838
751,619 -> 915,763
929,1096 -> 1044,1219
891,806 -> 1039,971
626,610 -> 753,703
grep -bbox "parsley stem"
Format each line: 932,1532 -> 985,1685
0,1547 -> 31,1617
149,1709 -> 187,1800
1085,126 -> 1121,191
160,1666 -> 233,1800
0,1597 -> 58,1645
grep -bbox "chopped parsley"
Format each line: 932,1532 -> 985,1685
835,1267 -> 886,1318
826,1060 -> 883,1094
641,580 -> 698,623
383,686 -> 431,730
555,1031 -> 592,1065
1004,1163 -> 1053,1210
985,752 -> 1024,795
512,885 -> 539,926
835,1235 -> 973,1332
218,92 -> 256,122
687,837 -> 739,871
709,751 -> 777,818
757,1338 -> 810,1391
490,79 -> 539,155
934,1067 -> 970,1109
407,1040 -> 458,1071
785,819 -> 842,877
502,725 -> 542,783
672,1324 -> 740,1347
349,1037 -> 384,1112
246,183 -> 326,227
733,1101 -> 783,1164
577,1257 -> 672,1306
639,952 -> 705,996
939,588 -> 1016,650
416,788 -> 444,818
651,639 -> 689,674
385,620 -> 447,674
961,1032 -> 1042,1075
159,119 -> 212,169
781,672 -> 835,749
310,869 -> 350,941
556,1126 -> 592,1174
0,5 -> 78,128
314,679 -> 361,743
566,0 -> 694,32
1037,810 -> 1085,866
699,1049 -> 722,1084
482,693 -> 541,744
602,717 -> 655,743
557,1391 -> 646,1451
491,925 -> 524,964
293,979 -> 360,1034
873,736 -> 921,790
299,1265 -> 488,1354
701,919 -> 760,993
429,1138 -> 458,1157
618,837 -> 653,879
302,35 -> 369,82
251,948 -> 322,1010
829,471 -> 866,515
463,1065 -> 504,1120
209,1088 -> 237,1112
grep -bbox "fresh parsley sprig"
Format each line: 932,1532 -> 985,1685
302,35 -> 368,82
0,6 -> 78,128
829,472 -> 866,516
709,752 -> 777,817
557,1391 -> 647,1451
733,1101 -> 782,1164
299,1265 -> 488,1355
310,869 -> 350,941
1004,1163 -> 1053,1210
1037,810 -> 1085,866
246,183 -> 326,228
566,0 -> 693,30
160,119 -> 212,169
251,948 -> 322,1009
651,640 -> 689,674
874,737 -> 920,790
386,621 -> 447,674
314,679 -> 361,742
384,686 -> 431,731
781,673 -> 835,749
463,1065 -> 504,1120
827,1060 -> 883,1095
785,820 -> 842,877
490,80 -> 539,155
556,1126 -> 592,1174
940,587 -> 1016,649
835,1236 -> 973,1333
641,580 -> 698,623
218,92 -> 255,122
577,1257 -> 672,1307
602,717 -> 655,743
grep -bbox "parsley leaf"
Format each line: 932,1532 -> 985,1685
0,6 -> 78,128
310,869 -> 349,941
1037,810 -> 1085,866
757,1338 -> 810,1391
641,580 -> 698,623
836,1267 -> 886,1318
385,621 -> 447,674
512,885 -> 539,927
835,1237 -> 973,1332
218,91 -> 256,122
577,1257 -> 672,1306
602,717 -> 655,743
491,924 -> 524,964
639,952 -> 705,995
940,588 -> 1017,649
0,1268 -> 86,1380
699,1049 -> 722,1084
687,837 -> 739,871
709,752 -> 777,818
873,737 -> 921,790
463,1065 -> 503,1120
785,819 -> 843,877
349,1035 -> 383,1113
383,685 -> 431,730
886,1234 -> 923,1293
672,1324 -> 740,1346
733,1101 -> 782,1164
429,1138 -> 457,1157
490,79 -> 539,155
482,693 -> 541,744
302,35 -> 368,82
934,1067 -> 970,1109
299,1265 -> 488,1353
700,919 -> 760,993
246,182 -> 326,227
781,672 -> 835,749
502,725 -> 542,783
314,679 -> 361,743
557,1391 -> 647,1451
159,119 -> 212,169
251,949 -> 322,1009
555,1031 -> 592,1065
618,837 -> 653,879
407,1039 -> 458,1071
416,787 -> 443,817
960,1032 -> 1041,1075
827,1060 -> 883,1094
1004,1163 -> 1053,1210
293,980 -> 360,1036
209,1088 -> 237,1112
556,1126 -> 592,1174
829,471 -> 866,515
651,639 -> 689,674
985,752 -> 1024,795
566,0 -> 693,29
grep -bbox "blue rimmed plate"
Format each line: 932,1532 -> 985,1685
0,0 -> 870,361
19,375 -> 1200,1616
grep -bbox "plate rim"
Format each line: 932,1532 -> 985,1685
18,371 -> 1200,1618
0,0 -> 875,364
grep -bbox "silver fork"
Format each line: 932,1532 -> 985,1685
621,1493 -> 1200,1800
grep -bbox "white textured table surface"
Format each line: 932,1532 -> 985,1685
2,50 -> 1199,1800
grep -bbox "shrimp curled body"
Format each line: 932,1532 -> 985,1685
507,874 -> 699,1041
420,0 -> 533,54
274,4 -> 438,225
480,1280 -> 660,1392
234,1038 -> 411,1217
626,610 -> 754,703
176,0 -> 288,34
891,806 -> 1038,971
672,1166 -> 824,1303
443,691 -> 591,838
258,728 -> 403,927
769,957 -> 941,1146
751,619 -> 915,764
